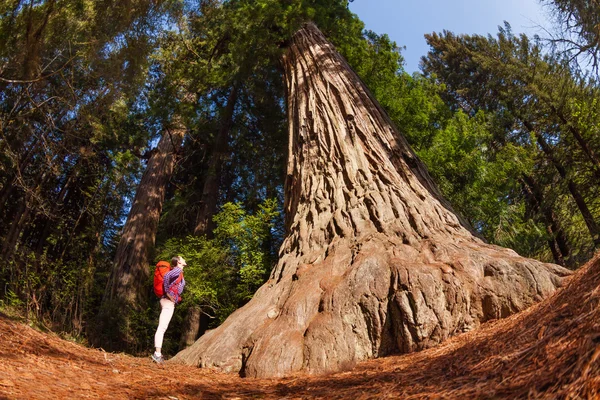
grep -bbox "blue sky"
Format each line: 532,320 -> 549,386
348,0 -> 553,73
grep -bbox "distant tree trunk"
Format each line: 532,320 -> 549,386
0,137 -> 39,217
34,161 -> 77,255
172,23 -> 571,378
1,196 -> 30,261
519,174 -> 571,265
179,85 -> 239,350
193,85 -> 239,236
179,305 -> 202,349
22,0 -> 56,80
1,165 -> 48,260
549,104 -> 600,180
96,119 -> 185,352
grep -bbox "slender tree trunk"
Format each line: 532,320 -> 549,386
193,85 -> 239,236
519,174 -> 571,265
23,0 -> 56,79
34,163 -> 76,255
172,23 -> 571,378
1,197 -> 30,261
0,137 -> 39,217
180,85 -> 239,350
533,132 -> 600,247
96,119 -> 186,352
519,118 -> 600,248
179,305 -> 202,349
1,165 -> 47,260
549,104 -> 600,180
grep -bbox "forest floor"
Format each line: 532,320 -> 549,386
1,254 -> 600,399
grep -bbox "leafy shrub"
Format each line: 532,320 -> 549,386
155,198 -> 280,328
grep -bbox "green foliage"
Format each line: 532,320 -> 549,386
419,111 -> 492,220
0,0 -> 182,342
2,289 -> 23,308
422,24 -> 600,265
156,199 -> 279,325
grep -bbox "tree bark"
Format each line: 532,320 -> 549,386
171,23 -> 571,378
179,305 -> 203,350
178,85 -> 240,350
96,120 -> 185,351
193,85 -> 239,236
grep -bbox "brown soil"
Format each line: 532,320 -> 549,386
2,254 -> 600,399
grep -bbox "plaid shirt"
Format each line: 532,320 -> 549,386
163,267 -> 185,304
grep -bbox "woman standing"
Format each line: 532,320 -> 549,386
152,256 -> 186,363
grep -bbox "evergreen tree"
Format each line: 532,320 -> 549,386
173,21 -> 569,378
0,0 -> 181,333
422,25 -> 600,263
542,0 -> 600,74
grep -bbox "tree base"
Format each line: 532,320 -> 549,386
171,234 -> 570,377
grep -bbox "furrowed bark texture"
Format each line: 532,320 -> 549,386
97,122 -> 185,351
172,23 -> 571,377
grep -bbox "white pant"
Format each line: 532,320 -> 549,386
154,298 -> 175,350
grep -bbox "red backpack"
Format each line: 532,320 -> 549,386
153,261 -> 172,297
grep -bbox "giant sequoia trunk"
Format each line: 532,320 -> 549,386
96,121 -> 185,351
172,23 -> 571,377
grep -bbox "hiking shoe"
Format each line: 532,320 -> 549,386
151,353 -> 164,364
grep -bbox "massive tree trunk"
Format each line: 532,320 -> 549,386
172,23 -> 571,377
96,120 -> 185,352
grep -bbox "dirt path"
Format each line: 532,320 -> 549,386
2,255 -> 599,399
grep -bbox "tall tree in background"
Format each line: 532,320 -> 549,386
520,173 -> 572,265
172,22 -> 570,378
177,85 -> 240,349
193,85 -> 239,236
96,114 -> 187,351
0,0 -> 180,333
422,26 -> 600,261
151,0 -> 279,348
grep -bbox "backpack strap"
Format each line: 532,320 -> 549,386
173,271 -> 183,286
166,270 -> 184,301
